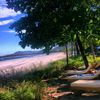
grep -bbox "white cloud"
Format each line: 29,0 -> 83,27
0,19 -> 14,25
2,30 -> 18,34
0,7 -> 21,18
22,30 -> 26,33
3,30 -> 16,33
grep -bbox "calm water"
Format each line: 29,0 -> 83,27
0,54 -> 44,61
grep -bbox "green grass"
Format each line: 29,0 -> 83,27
0,81 -> 47,100
68,56 -> 84,68
0,59 -> 66,100
68,55 -> 100,69
0,55 -> 100,100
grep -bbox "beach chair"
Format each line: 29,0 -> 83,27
66,70 -> 100,82
71,80 -> 100,93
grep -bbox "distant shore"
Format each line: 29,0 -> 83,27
0,51 -> 43,61
0,53 -> 40,61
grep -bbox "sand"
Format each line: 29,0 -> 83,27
0,52 -> 66,77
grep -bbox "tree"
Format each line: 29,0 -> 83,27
6,0 -> 100,68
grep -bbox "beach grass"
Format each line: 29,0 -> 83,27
0,55 -> 100,100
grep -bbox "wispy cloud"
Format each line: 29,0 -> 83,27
2,30 -> 18,34
3,30 -> 16,33
0,7 -> 21,18
0,19 -> 14,25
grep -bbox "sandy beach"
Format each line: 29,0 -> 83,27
0,52 -> 66,77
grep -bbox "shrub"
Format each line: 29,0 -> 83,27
0,81 -> 47,100
0,91 -> 15,100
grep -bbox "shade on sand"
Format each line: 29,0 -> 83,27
71,80 -> 100,92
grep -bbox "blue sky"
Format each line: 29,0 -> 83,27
0,0 -> 33,55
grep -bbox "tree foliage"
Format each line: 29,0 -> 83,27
6,0 -> 100,67
7,0 -> 100,48
6,0 -> 100,48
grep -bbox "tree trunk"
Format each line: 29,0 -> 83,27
71,42 -> 73,57
65,45 -> 69,67
75,42 -> 80,56
76,34 -> 89,68
90,39 -> 96,63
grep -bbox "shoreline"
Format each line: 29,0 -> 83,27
0,52 -> 66,77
